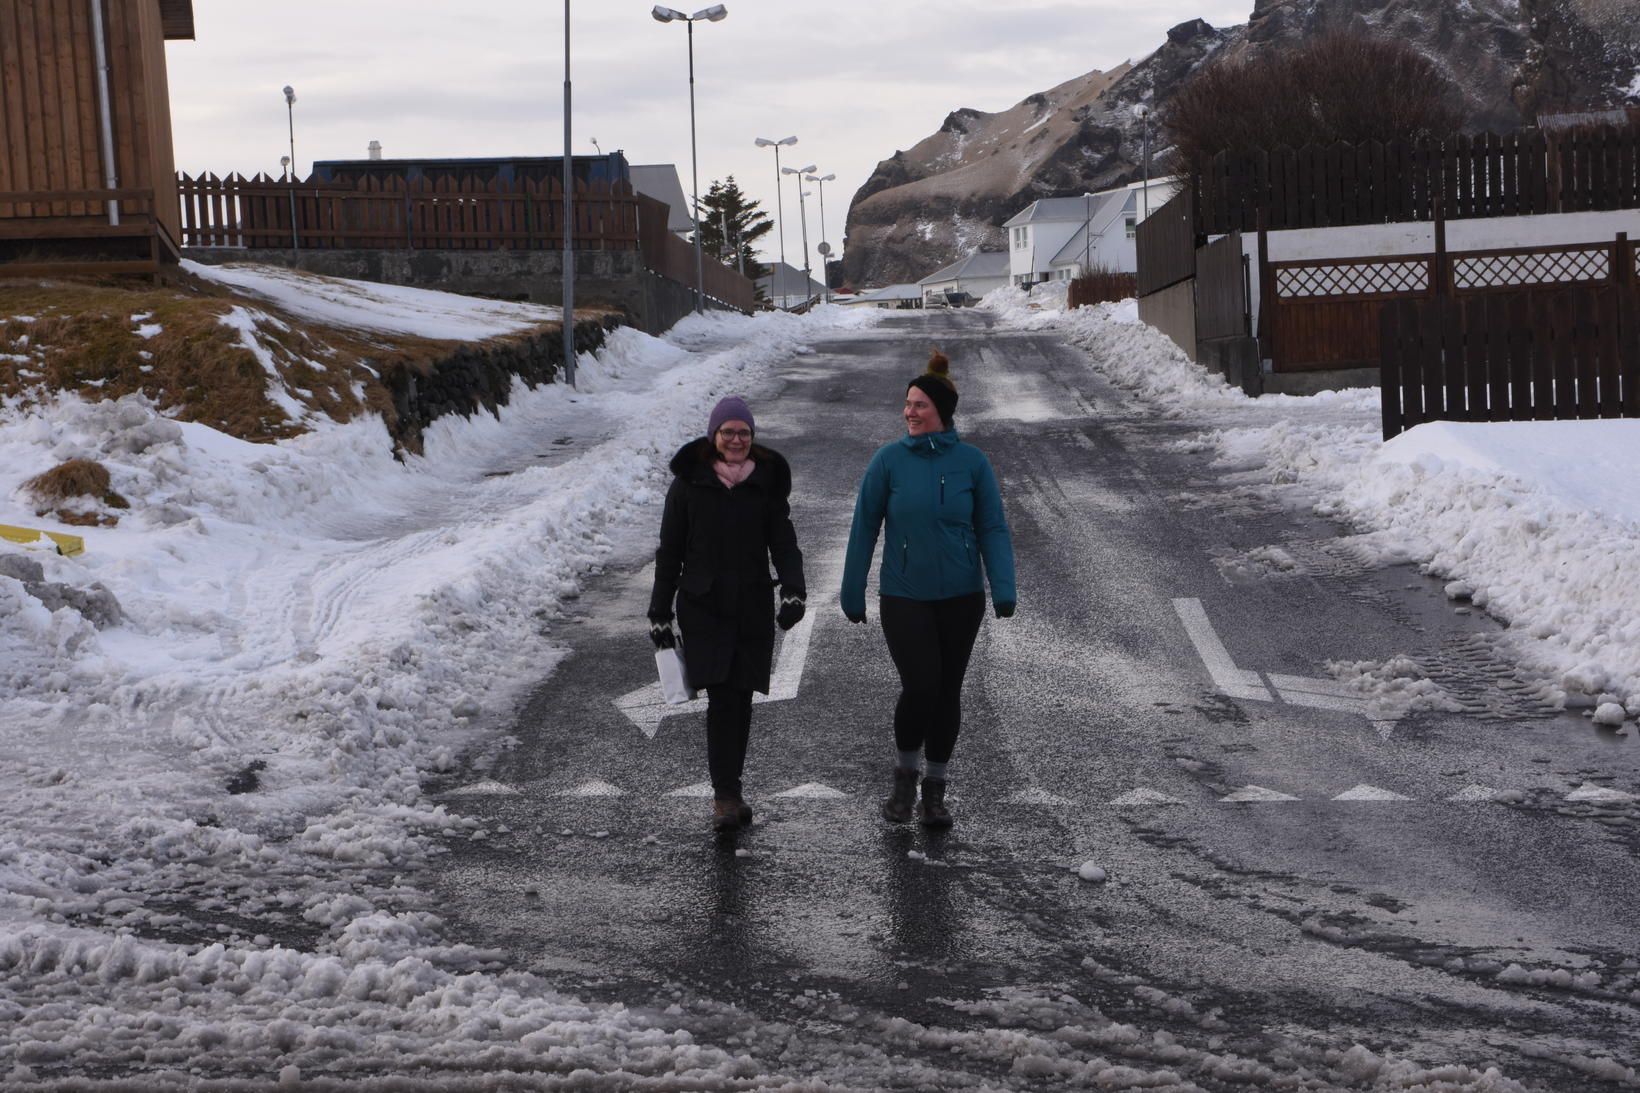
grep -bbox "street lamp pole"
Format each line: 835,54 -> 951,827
804,171 -> 835,304
1134,104 -> 1152,220
282,86 -> 299,256
754,135 -> 796,304
562,1 -> 575,387
782,164 -> 816,308
654,5 -> 728,315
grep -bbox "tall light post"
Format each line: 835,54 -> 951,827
562,2 -> 575,387
754,135 -> 796,301
782,164 -> 816,308
281,86 -> 299,256
804,171 -> 835,303
653,5 -> 728,315
1134,103 -> 1153,219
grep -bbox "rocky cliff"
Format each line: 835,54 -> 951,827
842,0 -> 1640,288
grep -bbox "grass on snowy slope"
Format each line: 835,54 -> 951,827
0,271 -> 585,443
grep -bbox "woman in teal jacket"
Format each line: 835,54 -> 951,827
841,348 -> 1015,828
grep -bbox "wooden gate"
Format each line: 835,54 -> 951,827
1379,285 -> 1640,439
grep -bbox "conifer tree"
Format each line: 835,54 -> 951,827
696,176 -> 772,283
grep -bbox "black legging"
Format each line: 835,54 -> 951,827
879,592 -> 986,764
706,687 -> 754,799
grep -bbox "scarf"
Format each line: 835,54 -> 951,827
714,457 -> 756,490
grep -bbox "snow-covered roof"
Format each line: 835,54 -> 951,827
1049,192 -> 1132,267
918,250 -> 1010,286
843,283 -> 922,303
629,164 -> 694,233
756,261 -> 826,297
1004,176 -> 1184,229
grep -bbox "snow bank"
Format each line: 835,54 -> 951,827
0,284 -> 881,1082
993,298 -> 1640,722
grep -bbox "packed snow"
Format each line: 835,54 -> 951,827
0,278 -> 883,1086
983,283 -> 1640,721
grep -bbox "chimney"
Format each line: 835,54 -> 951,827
367,140 -> 382,161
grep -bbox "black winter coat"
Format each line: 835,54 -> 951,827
648,437 -> 805,693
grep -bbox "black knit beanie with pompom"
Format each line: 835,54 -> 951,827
907,348 -> 958,426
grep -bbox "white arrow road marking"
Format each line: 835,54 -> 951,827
1221,785 -> 1301,802
664,781 -> 715,798
773,782 -> 846,799
1110,788 -> 1185,806
1174,598 -> 1405,738
614,589 -> 824,737
1565,783 -> 1638,803
1333,784 -> 1412,801
1004,788 -> 1074,805
557,779 -> 625,798
1172,598 -> 1273,701
1448,784 -> 1501,802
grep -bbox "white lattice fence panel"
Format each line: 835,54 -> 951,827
1276,261 -> 1429,298
1453,247 -> 1609,290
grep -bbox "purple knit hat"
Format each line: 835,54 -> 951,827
708,395 -> 755,438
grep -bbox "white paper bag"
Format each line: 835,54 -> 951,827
655,644 -> 696,705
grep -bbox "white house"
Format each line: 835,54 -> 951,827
1004,177 -> 1180,286
917,250 -> 1010,306
757,261 -> 827,310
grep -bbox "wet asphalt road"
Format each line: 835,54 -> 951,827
429,310 -> 1640,1090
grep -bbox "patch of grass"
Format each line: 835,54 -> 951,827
0,270 -> 579,445
23,457 -> 129,527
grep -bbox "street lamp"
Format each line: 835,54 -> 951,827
804,172 -> 835,303
782,164 -> 816,308
281,86 -> 299,256
1133,103 -> 1153,219
754,135 -> 797,302
653,4 -> 728,315
561,2 -> 575,386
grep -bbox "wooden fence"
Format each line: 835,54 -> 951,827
178,173 -> 640,251
1136,187 -> 1196,297
634,193 -> 755,313
1380,285 -> 1640,439
1200,126 -> 1639,234
1195,230 -> 1248,341
1264,232 -> 1635,373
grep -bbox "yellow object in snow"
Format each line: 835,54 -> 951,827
0,523 -> 86,557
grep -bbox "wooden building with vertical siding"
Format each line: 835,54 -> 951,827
0,0 -> 194,275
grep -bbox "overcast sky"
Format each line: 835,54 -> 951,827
168,1 -> 1251,269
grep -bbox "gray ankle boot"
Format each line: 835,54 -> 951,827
882,767 -> 918,823
919,777 -> 952,828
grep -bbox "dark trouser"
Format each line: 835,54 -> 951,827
705,686 -> 754,799
879,592 -> 986,764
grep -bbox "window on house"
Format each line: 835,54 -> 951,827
1125,214 -> 1137,239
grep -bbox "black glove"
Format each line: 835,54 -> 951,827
777,593 -> 806,632
648,614 -> 677,649
994,601 -> 1016,619
843,607 -> 866,624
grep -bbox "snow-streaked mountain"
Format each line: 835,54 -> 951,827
843,0 -> 1639,288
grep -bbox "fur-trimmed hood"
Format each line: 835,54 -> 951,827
668,436 -> 792,493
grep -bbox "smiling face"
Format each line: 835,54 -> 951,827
904,385 -> 942,436
714,420 -> 753,464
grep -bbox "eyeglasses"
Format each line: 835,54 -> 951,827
716,428 -> 753,441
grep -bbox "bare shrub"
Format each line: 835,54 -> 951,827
1069,267 -> 1138,308
23,458 -> 129,527
1164,30 -> 1469,179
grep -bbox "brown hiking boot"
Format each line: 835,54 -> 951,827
734,796 -> 754,826
712,798 -> 741,832
882,767 -> 918,823
919,777 -> 953,829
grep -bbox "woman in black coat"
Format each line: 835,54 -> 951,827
649,396 -> 806,831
